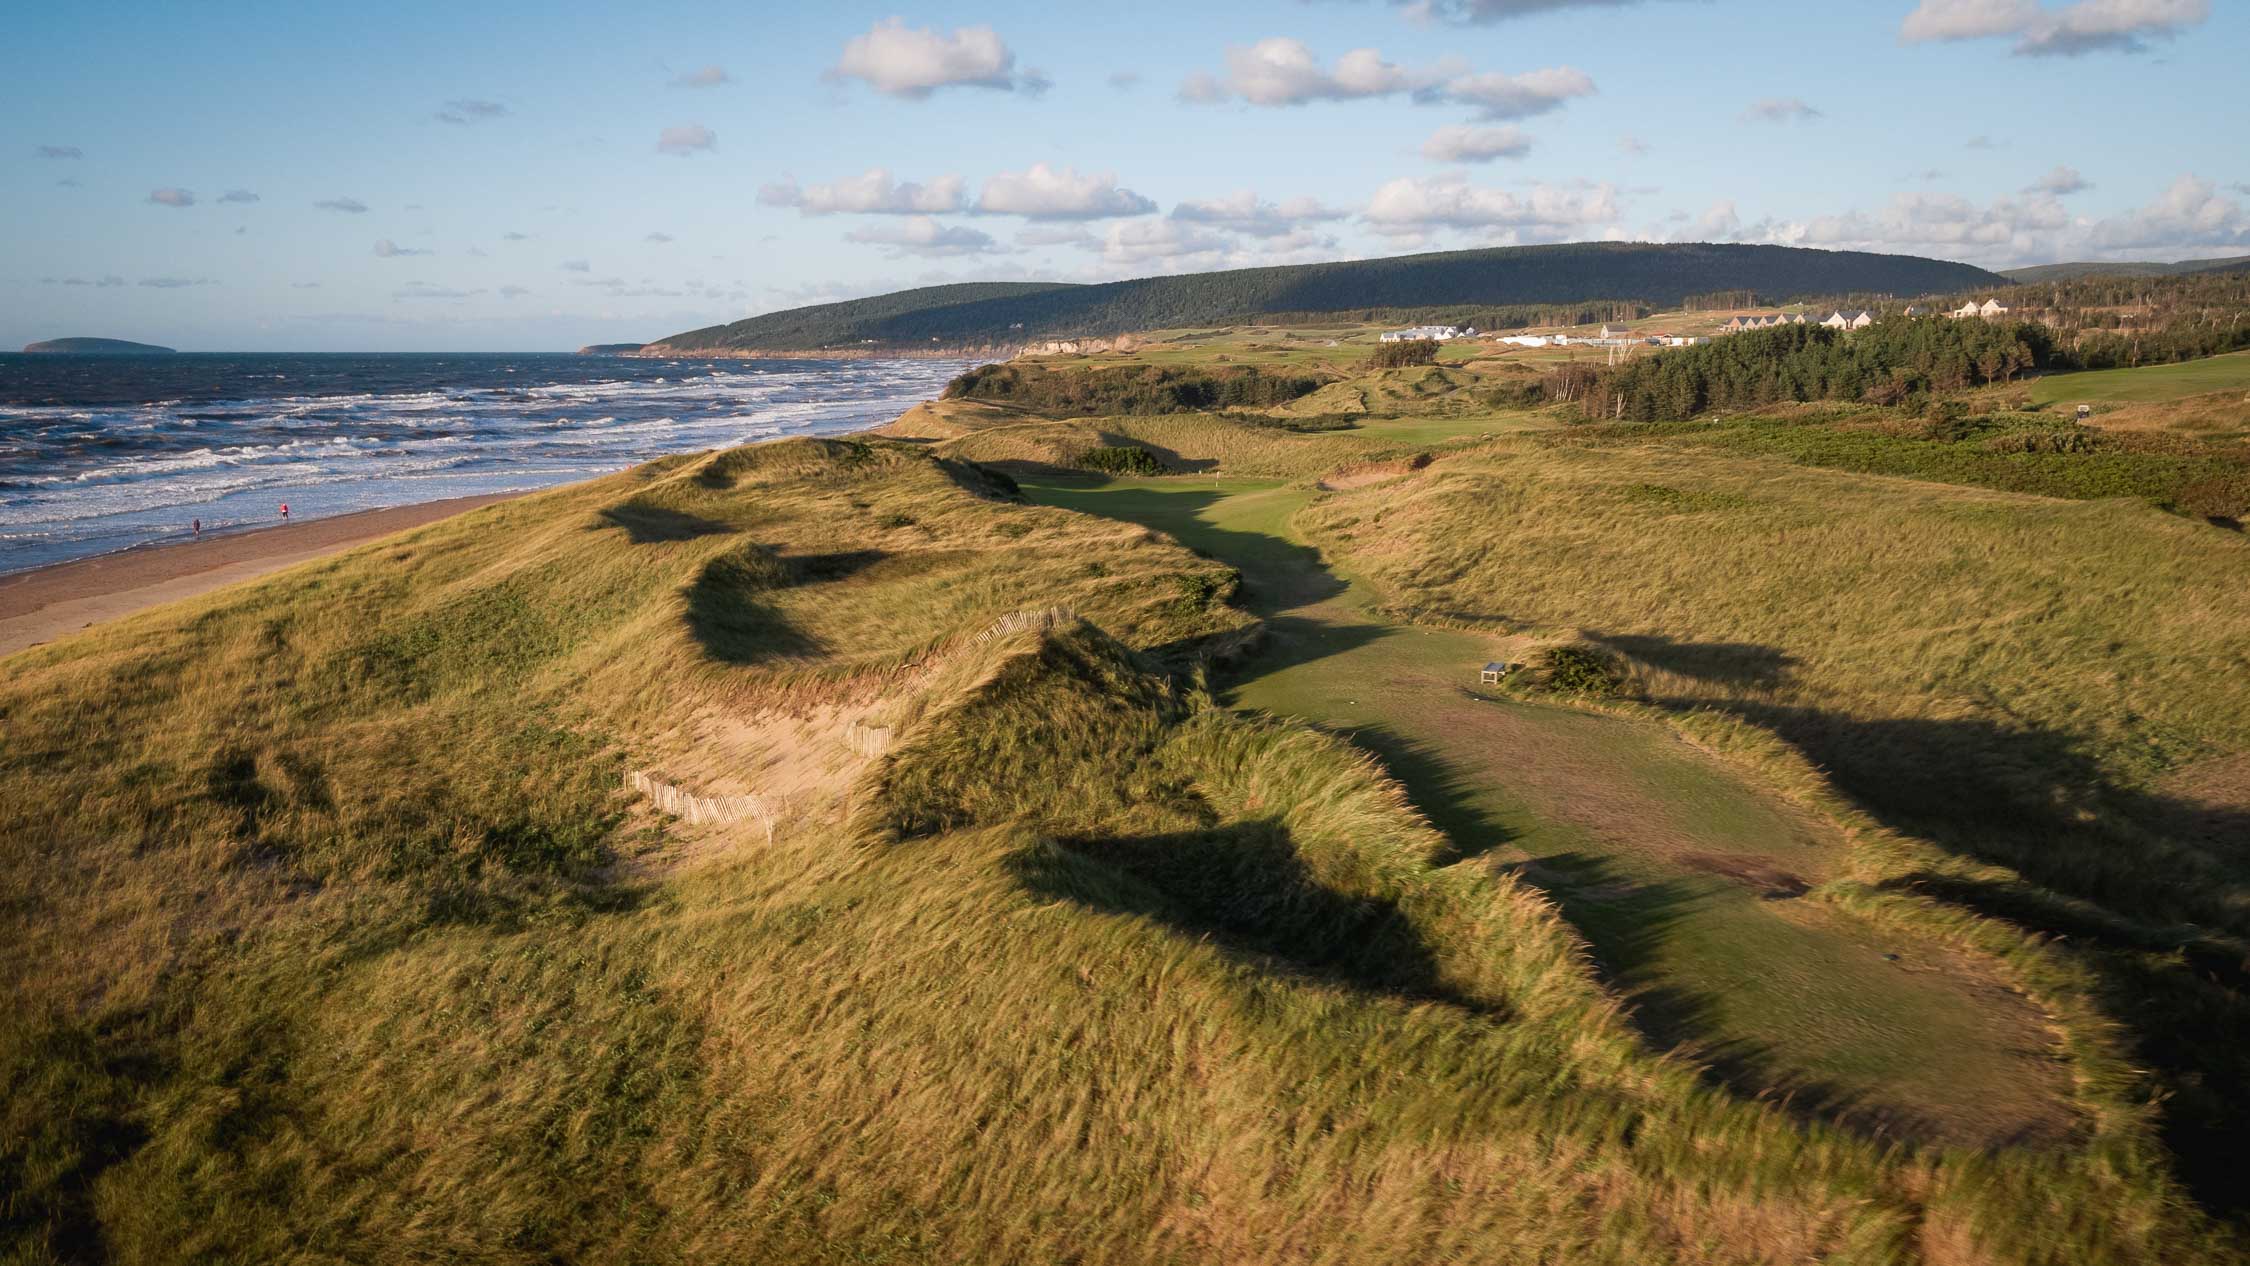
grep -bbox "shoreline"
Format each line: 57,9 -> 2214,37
0,493 -> 524,659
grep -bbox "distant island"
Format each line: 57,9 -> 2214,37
577,343 -> 646,355
21,337 -> 178,355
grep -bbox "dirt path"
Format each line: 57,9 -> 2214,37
1025,475 -> 2075,1150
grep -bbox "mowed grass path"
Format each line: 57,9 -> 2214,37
1024,474 -> 2072,1149
2030,349 -> 2250,403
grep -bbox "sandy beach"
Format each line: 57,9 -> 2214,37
0,493 -> 521,659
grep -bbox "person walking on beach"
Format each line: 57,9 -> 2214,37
280,503 -> 290,521
192,518 -> 201,537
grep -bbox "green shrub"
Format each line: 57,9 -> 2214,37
1166,570 -> 1236,616
1540,645 -> 1624,696
1075,446 -> 1166,476
943,363 -> 1326,415
1365,339 -> 1440,369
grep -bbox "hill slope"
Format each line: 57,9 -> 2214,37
650,243 -> 2009,353
2002,255 -> 2250,283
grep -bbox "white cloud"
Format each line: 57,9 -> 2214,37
844,216 -> 1003,257
217,189 -> 260,204
1107,70 -> 1142,90
1742,98 -> 1821,123
147,187 -> 196,207
758,169 -> 968,215
2028,164 -> 2092,195
645,231 -> 675,243
436,99 -> 507,125
561,259 -> 591,272
671,65 -> 730,88
1618,135 -> 1651,156
830,19 -> 1041,98
976,163 -> 1157,220
499,285 -> 531,298
1363,174 -> 1621,238
1900,0 -> 2209,55
1170,191 -> 1348,237
316,197 -> 369,213
656,124 -> 716,156
1202,39 -> 1423,105
1406,0 -> 1663,21
1422,124 -> 1533,163
1098,219 -> 1241,270
2083,175 -> 2248,253
1179,39 -> 1593,118
395,284 -> 485,300
1714,175 -> 2246,266
373,239 -> 432,258
138,276 -> 217,288
1016,224 -> 1102,249
1444,67 -> 1597,119
36,145 -> 83,159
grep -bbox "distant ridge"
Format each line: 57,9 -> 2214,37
646,242 -> 2010,354
22,337 -> 177,354
576,343 -> 647,355
2002,254 -> 2250,283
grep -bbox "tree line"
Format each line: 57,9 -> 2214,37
1558,319 -> 2057,421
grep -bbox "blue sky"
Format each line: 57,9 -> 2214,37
6,0 -> 2245,350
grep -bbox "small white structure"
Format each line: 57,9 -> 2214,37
1821,310 -> 1875,330
1599,324 -> 1630,339
1380,325 -> 1464,343
1498,334 -> 1553,347
1480,661 -> 1515,685
1979,299 -> 2010,317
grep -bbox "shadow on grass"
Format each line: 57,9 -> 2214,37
1662,696 -> 2250,1210
1012,820 -> 1505,1018
1589,632 -> 1800,690
598,499 -> 737,543
1328,721 -> 1522,864
781,549 -> 891,585
684,544 -> 823,665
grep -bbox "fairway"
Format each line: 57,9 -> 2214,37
1022,474 -> 2073,1148
2030,349 -> 2250,404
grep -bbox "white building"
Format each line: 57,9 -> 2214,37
1979,299 -> 2010,317
1821,310 -> 1875,330
1380,325 -> 1464,343
1497,334 -> 1553,347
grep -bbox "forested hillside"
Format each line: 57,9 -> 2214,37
649,242 -> 2008,353
2002,255 -> 2250,283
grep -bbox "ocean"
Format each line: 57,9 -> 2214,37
0,352 -> 971,575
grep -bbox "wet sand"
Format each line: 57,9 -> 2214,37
0,494 -> 522,659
